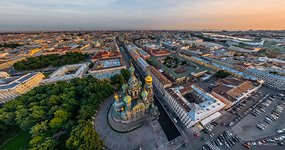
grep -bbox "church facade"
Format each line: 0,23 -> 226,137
112,65 -> 158,123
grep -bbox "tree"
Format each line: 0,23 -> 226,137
29,136 -> 55,150
15,107 -> 29,126
0,43 -> 22,48
29,135 -> 45,147
30,120 -> 49,136
0,77 -> 114,149
54,109 -> 69,121
215,70 -> 231,78
18,118 -> 34,131
49,117 -> 63,130
66,120 -> 103,150
121,69 -> 130,80
0,111 -> 15,126
37,137 -> 56,150
78,105 -> 95,120
89,62 -> 94,69
48,95 -> 61,106
110,74 -> 126,90
13,52 -> 88,71
31,109 -> 46,120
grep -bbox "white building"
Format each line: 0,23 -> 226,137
164,84 -> 225,129
89,57 -> 126,79
41,63 -> 89,84
244,68 -> 285,90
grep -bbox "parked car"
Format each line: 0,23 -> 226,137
202,129 -> 209,134
225,141 -> 230,148
211,122 -> 218,126
242,143 -> 251,149
260,108 -> 266,113
264,118 -> 272,124
228,122 -> 234,127
216,139 -> 223,146
278,142 -> 284,146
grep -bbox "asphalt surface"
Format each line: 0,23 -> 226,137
93,96 -> 169,150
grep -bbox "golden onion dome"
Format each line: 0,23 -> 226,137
114,93 -> 119,101
145,75 -> 152,84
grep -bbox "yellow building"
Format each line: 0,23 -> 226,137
0,71 -> 10,78
29,48 -> 42,56
0,57 -> 26,70
0,72 -> 45,103
34,39 -> 44,43
80,44 -> 90,50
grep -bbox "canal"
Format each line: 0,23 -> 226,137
154,96 -> 181,141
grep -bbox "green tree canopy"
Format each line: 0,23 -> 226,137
215,70 -> 231,78
66,120 -> 103,150
13,52 -> 88,71
0,77 -> 114,149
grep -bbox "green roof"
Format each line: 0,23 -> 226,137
141,90 -> 148,97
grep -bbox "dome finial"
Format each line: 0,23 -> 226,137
114,92 -> 119,101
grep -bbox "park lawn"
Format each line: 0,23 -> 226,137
43,72 -> 52,77
0,126 -> 22,144
0,131 -> 30,150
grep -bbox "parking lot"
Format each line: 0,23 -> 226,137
214,87 -> 268,129
200,129 -> 242,150
195,86 -> 284,150
232,92 -> 285,141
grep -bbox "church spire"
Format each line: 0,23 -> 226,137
129,62 -> 135,76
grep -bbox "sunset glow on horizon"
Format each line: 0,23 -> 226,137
0,0 -> 284,31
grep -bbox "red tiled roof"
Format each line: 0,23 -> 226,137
150,66 -> 172,86
169,90 -> 191,112
212,78 -> 255,102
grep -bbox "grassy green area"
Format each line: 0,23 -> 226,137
0,43 -> 22,48
43,72 -> 52,77
215,70 -> 231,78
13,52 -> 88,71
0,126 -> 22,144
0,131 -> 30,150
54,133 -> 68,150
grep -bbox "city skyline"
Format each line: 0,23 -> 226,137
0,0 -> 285,31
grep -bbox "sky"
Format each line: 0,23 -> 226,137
0,0 -> 285,31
